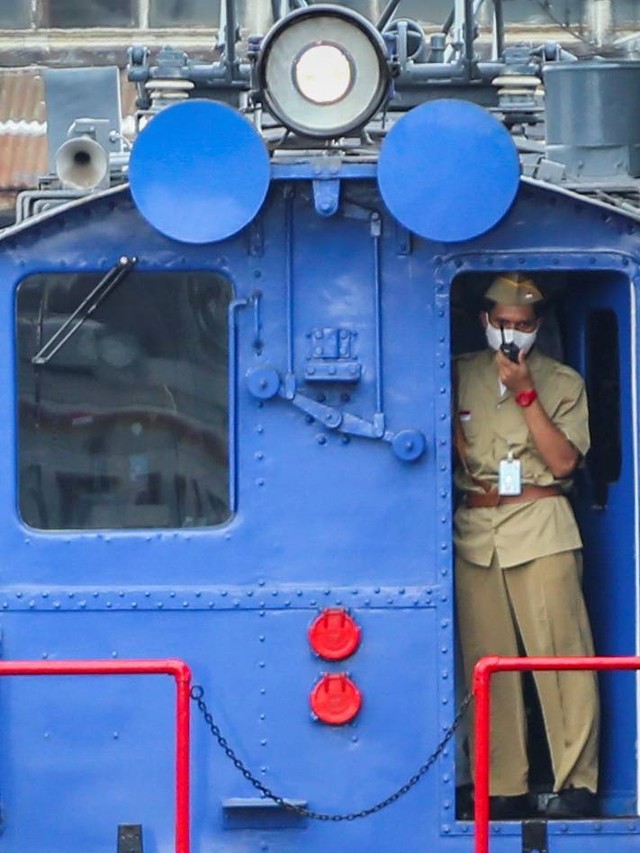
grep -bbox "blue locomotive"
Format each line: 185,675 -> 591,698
1,1 -> 639,850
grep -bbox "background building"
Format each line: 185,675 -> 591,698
2,0 -> 640,221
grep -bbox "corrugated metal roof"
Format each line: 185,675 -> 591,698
0,70 -> 46,198
0,67 -> 137,207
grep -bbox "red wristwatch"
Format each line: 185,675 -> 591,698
515,388 -> 538,407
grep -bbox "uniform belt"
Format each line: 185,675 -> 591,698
463,485 -> 563,508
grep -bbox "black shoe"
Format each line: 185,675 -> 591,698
490,794 -> 532,821
545,787 -> 596,819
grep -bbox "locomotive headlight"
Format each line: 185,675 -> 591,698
257,7 -> 390,139
294,44 -> 353,105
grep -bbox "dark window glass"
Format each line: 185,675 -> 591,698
586,309 -> 621,508
47,0 -> 135,28
17,271 -> 231,530
0,0 -> 29,27
150,0 -> 218,27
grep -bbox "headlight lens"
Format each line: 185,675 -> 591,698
293,43 -> 353,105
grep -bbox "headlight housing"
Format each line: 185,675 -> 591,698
257,6 -> 391,139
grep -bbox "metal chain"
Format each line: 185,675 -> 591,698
190,685 -> 473,822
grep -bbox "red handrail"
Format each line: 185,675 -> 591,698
0,658 -> 192,853
473,655 -> 640,853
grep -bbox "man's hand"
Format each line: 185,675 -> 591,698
496,349 -> 534,394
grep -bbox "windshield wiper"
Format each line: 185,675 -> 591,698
32,255 -> 138,366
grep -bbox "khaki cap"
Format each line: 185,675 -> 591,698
484,273 -> 543,306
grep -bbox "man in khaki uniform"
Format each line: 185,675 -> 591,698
454,273 -> 599,820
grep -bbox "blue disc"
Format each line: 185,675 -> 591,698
129,100 -> 271,244
377,100 -> 520,243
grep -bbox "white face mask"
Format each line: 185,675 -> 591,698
484,314 -> 538,355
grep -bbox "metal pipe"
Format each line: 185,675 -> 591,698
395,60 -> 504,83
371,213 -> 383,415
224,0 -> 237,78
473,654 -> 640,853
228,297 -> 251,513
285,187 -> 295,388
376,0 -> 404,31
464,0 -> 475,75
0,658 -> 192,853
493,0 -> 504,60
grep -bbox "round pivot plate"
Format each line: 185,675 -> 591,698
377,100 -> 520,243
392,429 -> 426,462
129,100 -> 270,244
308,608 -> 362,660
310,673 -> 362,725
246,366 -> 281,400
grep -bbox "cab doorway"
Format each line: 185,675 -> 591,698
451,269 -> 637,818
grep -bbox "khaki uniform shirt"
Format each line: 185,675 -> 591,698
453,349 -> 590,568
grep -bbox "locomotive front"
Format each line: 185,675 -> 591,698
1,2 -> 640,852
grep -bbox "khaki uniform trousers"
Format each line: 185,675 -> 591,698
456,549 -> 599,796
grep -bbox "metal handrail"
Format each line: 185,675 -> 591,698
0,658 -> 192,853
473,655 -> 640,853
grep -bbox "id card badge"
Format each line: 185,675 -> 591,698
498,452 -> 522,495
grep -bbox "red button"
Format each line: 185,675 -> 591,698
308,608 -> 361,660
310,673 -> 362,725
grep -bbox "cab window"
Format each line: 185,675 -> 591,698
17,270 -> 230,530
